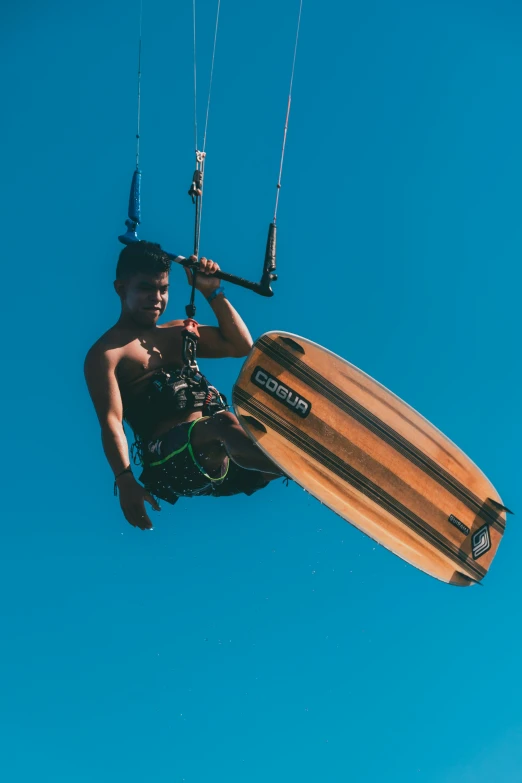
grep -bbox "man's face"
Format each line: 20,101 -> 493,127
119,272 -> 170,326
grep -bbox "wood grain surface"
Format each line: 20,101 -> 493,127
233,332 -> 509,586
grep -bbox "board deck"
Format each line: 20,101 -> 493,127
232,331 -> 509,586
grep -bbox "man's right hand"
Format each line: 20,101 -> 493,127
117,474 -> 160,530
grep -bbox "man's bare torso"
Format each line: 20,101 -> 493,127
101,320 -> 203,438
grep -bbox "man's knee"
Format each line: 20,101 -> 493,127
193,411 -> 240,448
214,410 -> 240,432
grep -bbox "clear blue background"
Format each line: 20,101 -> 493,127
1,1 -> 521,781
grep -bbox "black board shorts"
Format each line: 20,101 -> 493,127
138,417 -> 270,505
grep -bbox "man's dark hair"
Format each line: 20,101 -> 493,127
116,241 -> 171,280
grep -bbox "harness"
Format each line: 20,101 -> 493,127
147,316 -> 228,420
131,319 -> 229,501
128,306 -> 228,471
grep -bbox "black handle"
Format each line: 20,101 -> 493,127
170,253 -> 276,297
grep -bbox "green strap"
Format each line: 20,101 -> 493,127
149,440 -> 188,467
149,418 -> 201,467
187,418 -> 229,482
149,417 -> 229,483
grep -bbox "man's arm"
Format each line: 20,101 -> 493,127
84,345 -> 159,530
84,347 -> 130,474
197,293 -> 253,358
178,257 -> 253,358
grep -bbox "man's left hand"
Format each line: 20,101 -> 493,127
184,255 -> 221,297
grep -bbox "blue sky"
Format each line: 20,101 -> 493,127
2,0 -> 521,780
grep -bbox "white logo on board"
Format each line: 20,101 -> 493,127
251,367 -> 311,418
471,524 -> 491,560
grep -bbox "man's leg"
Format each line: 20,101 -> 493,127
190,412 -> 282,477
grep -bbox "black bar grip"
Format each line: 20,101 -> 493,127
169,253 -> 275,297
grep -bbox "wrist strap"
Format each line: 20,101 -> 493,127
206,286 -> 225,304
114,466 -> 132,496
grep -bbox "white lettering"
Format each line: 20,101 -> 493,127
255,370 -> 268,385
251,366 -> 311,418
286,392 -> 298,408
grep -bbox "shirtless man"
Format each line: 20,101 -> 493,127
84,241 -> 282,531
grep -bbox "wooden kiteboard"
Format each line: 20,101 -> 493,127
232,331 -> 509,586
